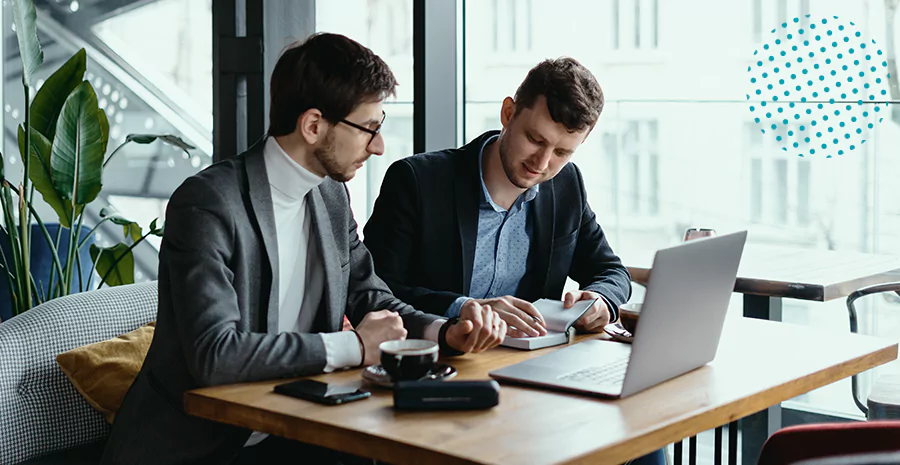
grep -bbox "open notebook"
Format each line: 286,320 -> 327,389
500,297 -> 598,350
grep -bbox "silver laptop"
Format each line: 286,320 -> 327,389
488,230 -> 747,398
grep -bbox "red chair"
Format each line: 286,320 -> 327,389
757,421 -> 900,465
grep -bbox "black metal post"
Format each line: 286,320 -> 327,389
212,0 -> 264,161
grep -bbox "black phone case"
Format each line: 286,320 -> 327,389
274,381 -> 370,405
392,380 -> 500,410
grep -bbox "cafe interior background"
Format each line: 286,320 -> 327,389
1,0 -> 899,462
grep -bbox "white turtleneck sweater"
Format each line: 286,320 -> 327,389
246,138 -> 446,447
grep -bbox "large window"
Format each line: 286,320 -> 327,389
464,0 -> 900,420
317,0 -> 414,226
2,0 -> 214,281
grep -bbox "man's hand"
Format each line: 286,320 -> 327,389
568,290 -> 611,333
474,295 -> 546,337
445,300 -> 507,353
354,310 -> 407,365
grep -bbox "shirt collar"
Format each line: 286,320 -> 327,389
477,134 -> 540,213
263,137 -> 325,201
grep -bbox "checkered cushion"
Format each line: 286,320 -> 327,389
0,282 -> 157,464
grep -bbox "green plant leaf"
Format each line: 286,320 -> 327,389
18,124 -> 78,227
125,134 -> 195,153
30,49 -> 85,140
90,242 -> 133,287
149,218 -> 164,236
11,0 -> 43,87
99,208 -> 142,243
98,108 -> 109,156
51,81 -> 104,206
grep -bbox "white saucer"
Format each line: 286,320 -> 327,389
361,363 -> 457,388
603,322 -> 634,343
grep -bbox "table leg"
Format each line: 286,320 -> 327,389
728,421 -> 738,465
741,294 -> 783,464
714,426 -> 723,465
674,440 -> 683,465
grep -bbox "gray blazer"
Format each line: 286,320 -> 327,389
102,140 -> 444,464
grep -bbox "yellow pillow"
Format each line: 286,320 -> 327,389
56,321 -> 155,423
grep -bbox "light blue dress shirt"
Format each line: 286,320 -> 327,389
445,135 -> 539,318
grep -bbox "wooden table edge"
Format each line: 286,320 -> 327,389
183,390 -> 484,465
566,342 -> 898,465
183,343 -> 898,465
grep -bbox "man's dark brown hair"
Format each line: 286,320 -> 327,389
513,57 -> 604,132
268,33 -> 397,137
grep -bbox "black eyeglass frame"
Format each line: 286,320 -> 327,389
337,110 -> 386,146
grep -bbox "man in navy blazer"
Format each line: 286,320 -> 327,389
364,56 -> 665,465
364,57 -> 629,338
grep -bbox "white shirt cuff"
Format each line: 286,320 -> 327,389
424,318 -> 447,343
320,331 -> 363,373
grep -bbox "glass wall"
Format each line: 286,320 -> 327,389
317,0 -> 414,225
1,0 -> 213,280
465,0 -> 900,418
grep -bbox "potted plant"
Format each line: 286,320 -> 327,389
0,0 -> 194,320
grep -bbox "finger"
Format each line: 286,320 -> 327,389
492,298 -> 518,315
509,297 -> 546,327
506,326 -> 529,338
576,304 -> 597,327
397,327 -> 408,340
585,308 -> 611,332
448,319 -> 478,353
474,308 -> 496,352
497,310 -> 541,337
483,311 -> 504,351
563,291 -> 581,308
457,320 -> 478,352
494,320 -> 508,347
465,301 -> 485,328
474,308 -> 494,352
455,319 -> 474,335
485,318 -> 505,349
510,307 -> 546,335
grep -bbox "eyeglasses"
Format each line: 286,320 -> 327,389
337,110 -> 386,146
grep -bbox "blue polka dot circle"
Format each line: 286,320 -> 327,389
748,15 -> 890,158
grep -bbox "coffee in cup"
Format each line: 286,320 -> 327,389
379,339 -> 439,382
618,302 -> 642,335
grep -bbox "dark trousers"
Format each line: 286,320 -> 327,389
232,435 -> 374,465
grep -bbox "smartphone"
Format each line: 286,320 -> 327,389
274,379 -> 371,405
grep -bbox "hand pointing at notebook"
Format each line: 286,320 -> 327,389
567,290 -> 611,333
473,296 -> 547,338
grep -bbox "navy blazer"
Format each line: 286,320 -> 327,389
364,130 -> 632,321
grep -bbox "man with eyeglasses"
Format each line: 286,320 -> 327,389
102,33 -> 506,465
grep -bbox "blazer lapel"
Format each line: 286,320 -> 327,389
454,150 -> 480,296
244,143 -> 281,333
308,188 -> 342,333
530,177 -> 556,297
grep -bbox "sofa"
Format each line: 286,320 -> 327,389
0,282 -> 157,464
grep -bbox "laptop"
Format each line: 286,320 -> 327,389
488,230 -> 747,398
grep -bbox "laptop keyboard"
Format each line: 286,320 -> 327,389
558,356 -> 630,385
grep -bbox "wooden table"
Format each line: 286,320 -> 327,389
625,243 -> 900,460
184,318 -> 897,465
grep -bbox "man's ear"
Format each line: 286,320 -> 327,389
297,108 -> 327,145
499,97 -> 516,128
